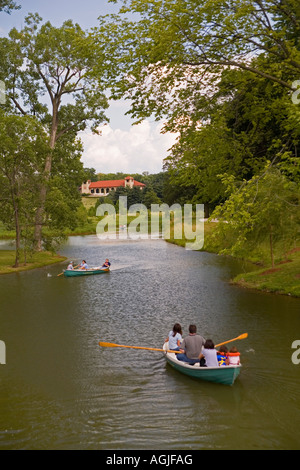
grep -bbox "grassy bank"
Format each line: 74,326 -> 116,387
0,251 -> 67,275
167,222 -> 300,298
232,248 -> 300,297
1,215 -> 299,297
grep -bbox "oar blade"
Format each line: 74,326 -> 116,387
99,341 -> 120,348
215,333 -> 248,348
238,333 -> 248,340
99,341 -> 178,354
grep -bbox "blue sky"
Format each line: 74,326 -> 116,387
1,0 -> 118,32
0,0 -> 176,174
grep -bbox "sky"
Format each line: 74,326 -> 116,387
0,0 -> 177,174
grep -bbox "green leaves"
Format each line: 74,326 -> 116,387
1,15 -> 111,249
1,15 -> 109,136
0,112 -> 49,265
0,0 -> 20,14
209,167 -> 300,265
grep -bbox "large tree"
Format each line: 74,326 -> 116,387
0,112 -> 48,267
209,167 -> 300,266
163,67 -> 300,212
1,14 -> 109,249
95,0 -> 300,129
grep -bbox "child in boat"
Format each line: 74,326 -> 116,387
102,259 -> 111,268
227,346 -> 240,365
199,339 -> 219,367
67,261 -> 74,270
80,260 -> 89,270
165,323 -> 183,351
217,345 -> 228,366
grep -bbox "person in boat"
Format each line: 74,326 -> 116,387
177,324 -> 206,365
80,260 -> 89,270
217,345 -> 229,366
102,259 -> 111,268
165,323 -> 183,351
199,339 -> 219,367
67,261 -> 74,270
227,346 -> 240,365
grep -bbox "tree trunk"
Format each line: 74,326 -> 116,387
33,155 -> 52,251
34,105 -> 58,251
13,205 -> 21,268
10,184 -> 21,268
204,203 -> 210,219
270,225 -> 274,268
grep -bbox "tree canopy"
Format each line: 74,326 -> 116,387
0,0 -> 20,14
0,14 -> 109,249
95,0 -> 300,128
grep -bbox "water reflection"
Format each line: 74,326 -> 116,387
0,236 -> 300,449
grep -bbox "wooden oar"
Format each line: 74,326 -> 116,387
57,264 -> 80,277
99,341 -> 181,354
99,333 -> 248,355
215,333 -> 248,348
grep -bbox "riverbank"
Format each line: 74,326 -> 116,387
232,248 -> 300,297
166,222 -> 300,298
1,218 -> 299,297
0,251 -> 67,275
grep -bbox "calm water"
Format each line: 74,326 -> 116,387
0,236 -> 300,450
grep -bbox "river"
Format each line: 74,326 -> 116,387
0,236 -> 300,450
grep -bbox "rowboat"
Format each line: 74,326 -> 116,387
163,342 -> 241,385
63,267 -> 110,277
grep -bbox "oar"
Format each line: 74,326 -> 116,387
99,341 -> 181,354
57,264 -> 80,277
215,333 -> 248,348
99,333 -> 248,355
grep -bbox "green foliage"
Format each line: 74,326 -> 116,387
0,14 -> 110,249
142,186 -> 161,209
209,168 -> 300,266
0,0 -> 20,14
164,66 -> 300,211
0,112 -> 49,265
95,0 -> 300,126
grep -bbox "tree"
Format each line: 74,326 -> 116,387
83,167 -> 98,183
163,67 -> 300,213
142,186 -> 161,208
43,134 -> 86,248
1,14 -> 109,249
0,112 -> 49,267
95,0 -> 300,129
209,167 -> 300,266
0,0 -> 20,14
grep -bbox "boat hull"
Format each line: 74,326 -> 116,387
163,343 -> 241,385
63,268 -> 110,277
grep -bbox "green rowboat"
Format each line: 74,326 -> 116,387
64,267 -> 110,277
163,343 -> 241,385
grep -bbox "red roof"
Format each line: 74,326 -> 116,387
89,179 -> 145,189
89,180 -> 125,188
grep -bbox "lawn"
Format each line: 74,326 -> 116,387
0,251 -> 67,275
232,248 -> 300,297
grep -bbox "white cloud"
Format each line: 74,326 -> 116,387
79,120 -> 177,174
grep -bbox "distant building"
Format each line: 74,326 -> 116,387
81,176 -> 146,197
